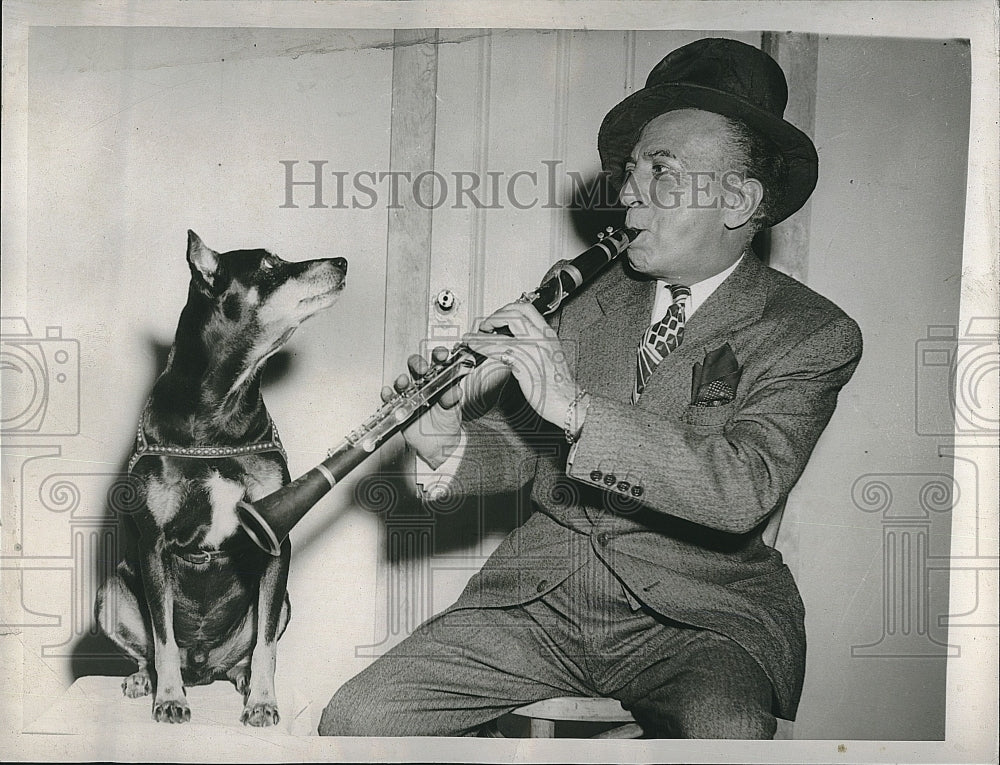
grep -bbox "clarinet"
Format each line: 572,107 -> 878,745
236,227 -> 639,554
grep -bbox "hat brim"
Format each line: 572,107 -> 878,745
598,83 -> 818,226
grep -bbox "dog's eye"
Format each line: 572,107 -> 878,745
260,259 -> 275,272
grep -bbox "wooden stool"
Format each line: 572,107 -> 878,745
510,696 -> 643,738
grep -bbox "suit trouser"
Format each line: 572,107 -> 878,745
319,544 -> 776,738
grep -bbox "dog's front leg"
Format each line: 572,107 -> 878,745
241,537 -> 291,727
139,541 -> 190,723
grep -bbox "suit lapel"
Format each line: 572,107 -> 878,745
575,269 -> 655,402
682,251 -> 768,349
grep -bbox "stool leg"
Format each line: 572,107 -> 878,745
529,717 -> 556,737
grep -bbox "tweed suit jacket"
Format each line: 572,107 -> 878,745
441,250 -> 863,719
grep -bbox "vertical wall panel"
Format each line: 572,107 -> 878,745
382,29 -> 439,379
428,30 -> 493,343
477,30 -> 562,314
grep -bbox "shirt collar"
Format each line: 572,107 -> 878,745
652,253 -> 745,321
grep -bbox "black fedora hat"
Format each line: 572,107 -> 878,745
598,37 -> 818,226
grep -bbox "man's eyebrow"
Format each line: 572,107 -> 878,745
644,149 -> 679,161
624,148 -> 680,165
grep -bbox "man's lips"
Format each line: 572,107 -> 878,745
627,228 -> 647,245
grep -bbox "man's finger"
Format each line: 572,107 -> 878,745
462,329 -> 532,355
394,372 -> 412,392
463,357 -> 509,394
503,301 -> 549,332
407,353 -> 430,378
438,383 -> 463,409
461,333 -> 509,360
380,384 -> 394,403
477,304 -> 549,337
476,303 -> 525,335
431,346 -> 450,364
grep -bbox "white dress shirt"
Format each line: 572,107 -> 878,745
650,253 -> 743,324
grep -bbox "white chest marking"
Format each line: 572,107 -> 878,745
244,456 -> 284,501
202,471 -> 244,548
146,477 -> 181,526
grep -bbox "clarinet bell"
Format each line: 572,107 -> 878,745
237,468 -> 336,555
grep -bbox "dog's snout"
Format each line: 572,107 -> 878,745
332,257 -> 347,272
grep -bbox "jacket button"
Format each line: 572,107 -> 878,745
616,480 -> 630,493
590,470 -> 603,482
603,473 -> 617,486
596,532 -> 611,546
536,580 -> 549,593
631,485 -> 644,497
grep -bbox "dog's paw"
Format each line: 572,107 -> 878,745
121,669 -> 152,699
152,696 -> 191,724
241,701 -> 280,728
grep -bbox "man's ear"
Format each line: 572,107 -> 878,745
186,230 -> 221,292
721,173 -> 764,230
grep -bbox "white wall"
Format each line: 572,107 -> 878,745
11,26 -> 396,725
792,35 -> 970,739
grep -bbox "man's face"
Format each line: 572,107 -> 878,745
620,109 -> 747,285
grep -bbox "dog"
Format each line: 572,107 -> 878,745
96,231 -> 346,725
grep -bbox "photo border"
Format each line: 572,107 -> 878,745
2,1 -> 996,762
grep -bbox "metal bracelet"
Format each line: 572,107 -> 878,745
564,388 -> 590,444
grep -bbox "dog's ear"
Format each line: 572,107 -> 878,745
187,230 -> 222,293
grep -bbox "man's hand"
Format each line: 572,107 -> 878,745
463,302 -> 581,430
381,348 -> 464,469
382,347 -> 510,468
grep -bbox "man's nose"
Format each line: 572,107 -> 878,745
618,171 -> 644,208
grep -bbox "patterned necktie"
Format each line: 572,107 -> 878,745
632,284 -> 691,404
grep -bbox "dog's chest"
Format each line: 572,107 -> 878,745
200,472 -> 244,548
145,457 -> 283,549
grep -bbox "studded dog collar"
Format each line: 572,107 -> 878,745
127,402 -> 288,475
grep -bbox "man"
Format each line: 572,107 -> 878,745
320,37 -> 862,738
